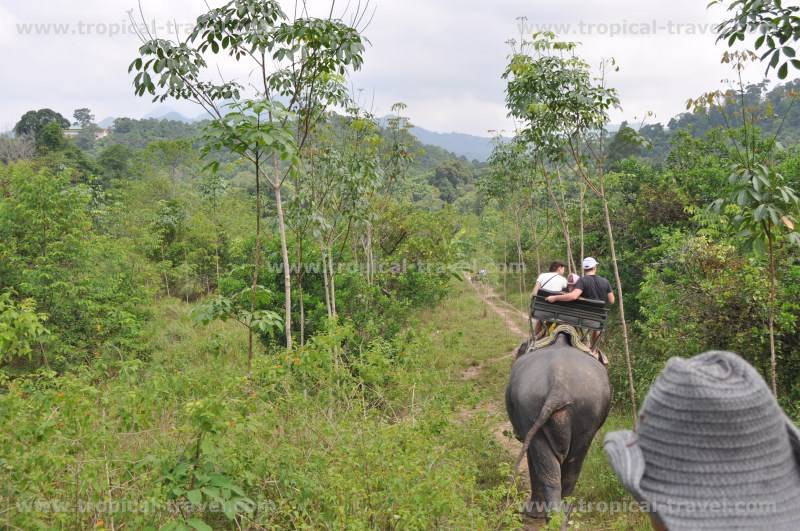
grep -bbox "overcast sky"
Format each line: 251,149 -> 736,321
0,0 -> 776,136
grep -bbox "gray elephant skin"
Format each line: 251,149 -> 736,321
505,333 -> 611,517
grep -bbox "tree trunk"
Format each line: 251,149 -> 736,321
600,178 -> 637,421
184,246 -> 190,303
544,169 -> 577,274
321,243 -> 332,317
328,242 -> 337,317
579,182 -> 586,263
529,194 -> 549,277
297,237 -> 305,347
530,214 -> 542,276
365,222 -> 374,285
767,228 -> 778,396
556,167 -> 578,273
514,211 -> 525,304
214,231 -> 221,289
160,242 -> 171,297
503,234 -> 508,302
249,153 -> 262,370
274,182 -> 293,350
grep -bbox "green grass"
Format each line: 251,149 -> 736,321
570,414 -> 652,530
0,284 -> 523,529
1,282 -> 651,530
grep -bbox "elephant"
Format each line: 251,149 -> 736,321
505,332 -> 611,518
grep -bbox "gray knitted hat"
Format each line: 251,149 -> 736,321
604,351 -> 800,530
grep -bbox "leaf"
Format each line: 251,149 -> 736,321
782,216 -> 795,230
201,486 -> 222,502
186,518 -> 213,531
753,237 -> 767,255
186,489 -> 203,505
779,62 -> 789,79
737,189 -> 748,206
768,207 -> 780,225
770,49 -> 782,71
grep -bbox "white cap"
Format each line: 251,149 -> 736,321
583,257 -> 599,270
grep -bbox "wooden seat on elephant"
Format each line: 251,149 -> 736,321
531,291 -> 610,332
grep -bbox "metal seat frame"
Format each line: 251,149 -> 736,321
529,290 -> 610,348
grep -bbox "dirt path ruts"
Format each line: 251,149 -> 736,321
461,278 -> 545,530
465,277 -> 528,341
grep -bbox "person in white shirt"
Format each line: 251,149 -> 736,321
530,261 -> 567,337
533,261 -> 567,296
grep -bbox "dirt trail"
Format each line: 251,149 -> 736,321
461,278 -> 545,530
466,278 -> 529,339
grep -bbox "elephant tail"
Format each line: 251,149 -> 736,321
513,398 -> 567,472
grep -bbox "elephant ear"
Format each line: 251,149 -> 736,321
604,430 -> 647,503
786,414 -> 800,462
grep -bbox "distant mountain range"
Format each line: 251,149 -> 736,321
98,109 -> 204,128
408,127 -> 494,162
99,108 -> 499,162
97,108 -> 625,162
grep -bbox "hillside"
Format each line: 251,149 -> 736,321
87,115 -> 483,208
606,80 -> 800,165
109,109 -> 497,162
408,126 -> 494,162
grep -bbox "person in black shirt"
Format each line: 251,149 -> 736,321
545,257 -> 615,352
573,270 -> 613,302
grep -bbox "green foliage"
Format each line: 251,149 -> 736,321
713,0 -> 800,79
664,130 -> 731,203
128,0 -> 365,107
104,118 -> 202,149
605,122 -> 650,168
637,234 -> 764,357
0,163 -> 147,370
632,229 -> 800,403
193,287 -> 284,342
430,159 -> 476,203
202,100 -> 299,170
713,162 -> 800,251
158,396 -> 256,529
13,108 -> 70,138
35,121 -> 67,153
160,458 -> 255,529
0,292 -> 50,364
503,32 -> 619,160
97,143 -> 134,181
382,102 -> 417,191
0,289 -> 523,529
72,108 -> 95,128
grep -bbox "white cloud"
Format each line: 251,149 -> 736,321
0,0 -> 785,135
0,5 -> 19,45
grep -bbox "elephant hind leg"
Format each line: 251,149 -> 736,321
544,408 -> 572,462
561,441 -> 591,498
526,436 -> 563,518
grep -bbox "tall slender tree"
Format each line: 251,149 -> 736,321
711,1 -> 800,395
128,0 -> 367,356
503,32 -> 638,418
691,52 -> 800,394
